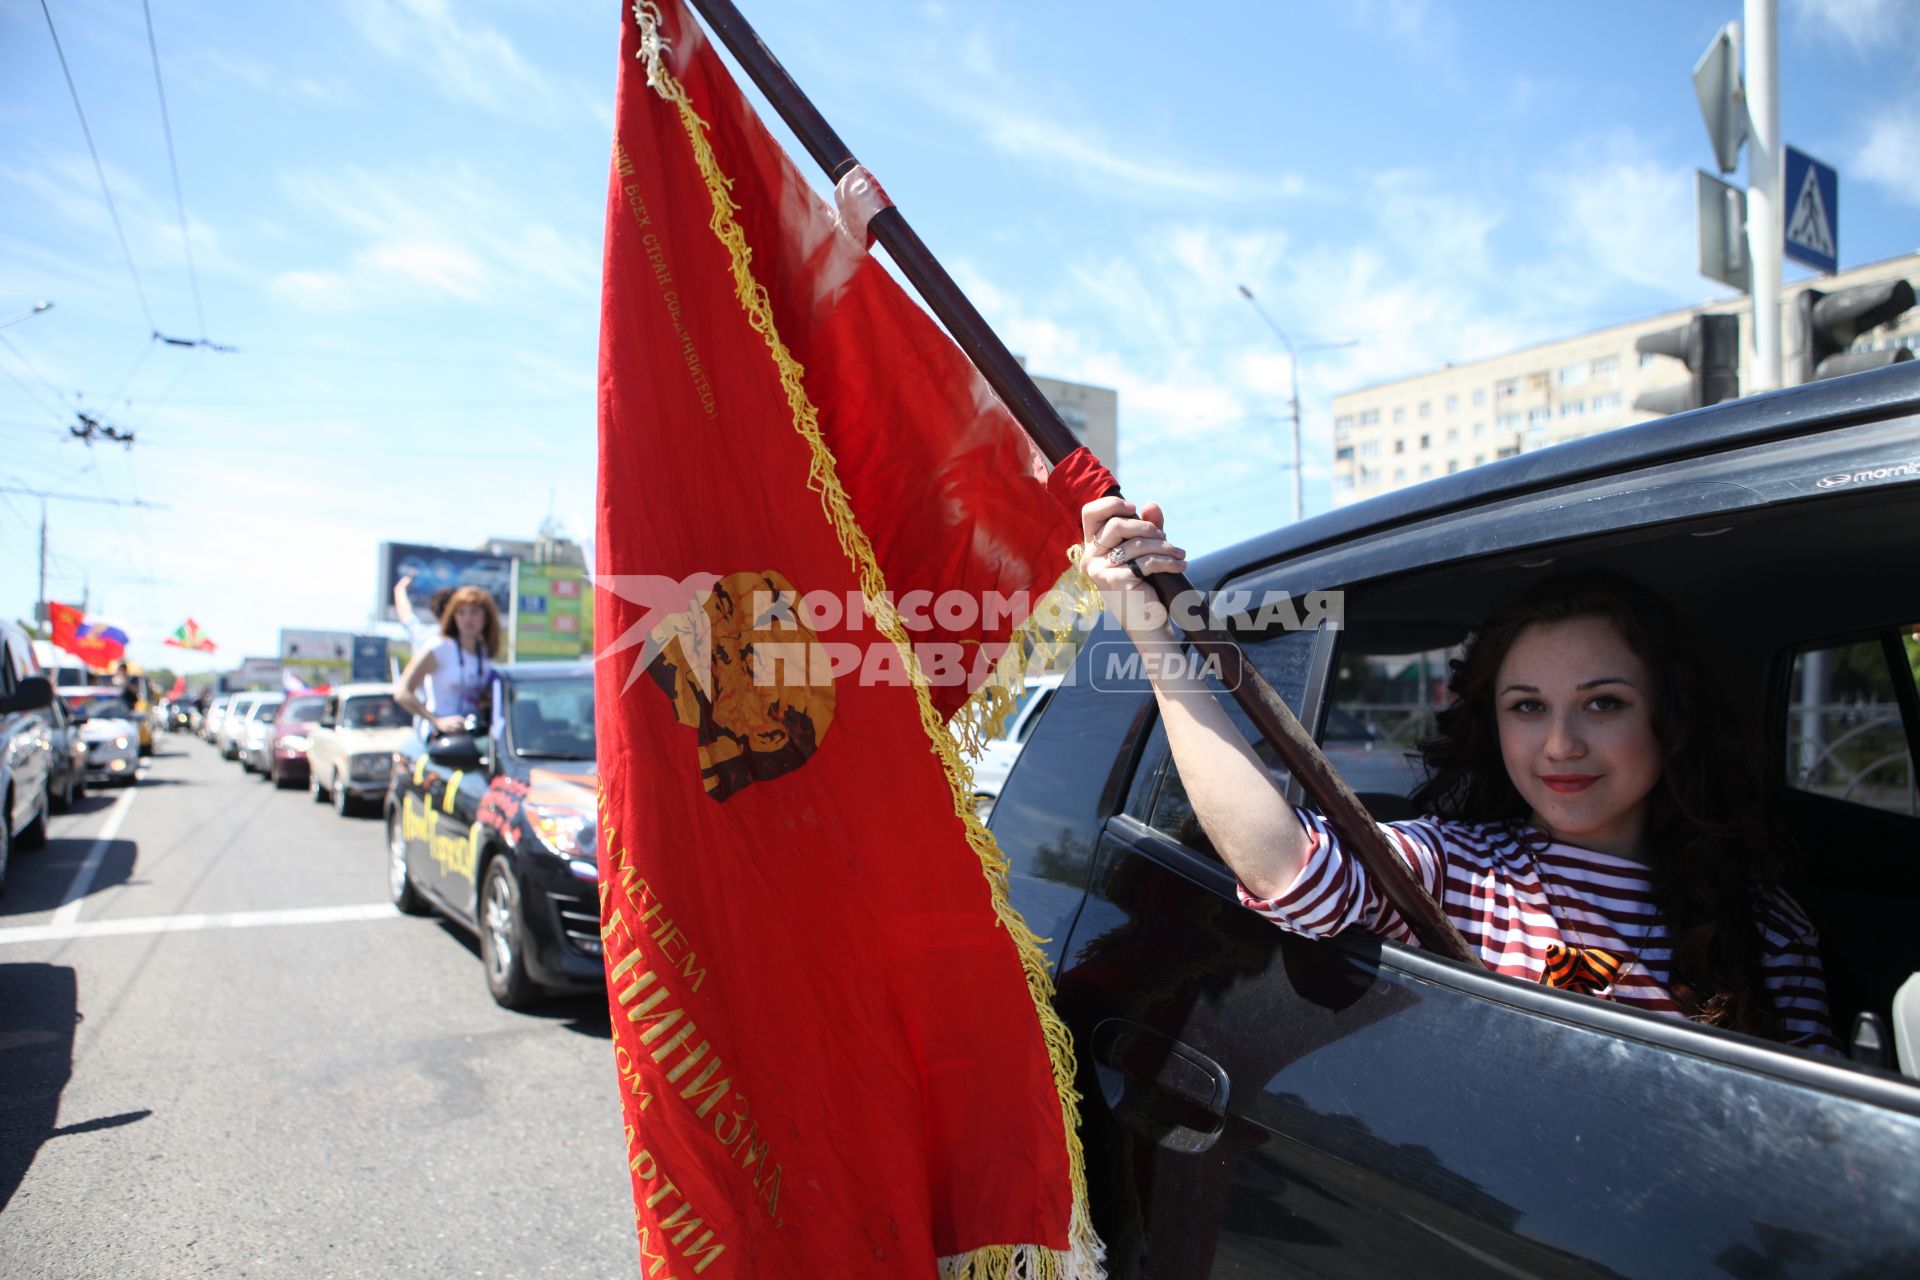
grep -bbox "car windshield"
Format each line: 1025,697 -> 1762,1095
508,677 -> 595,759
67,694 -> 131,719
283,698 -> 328,724
250,701 -> 284,720
341,695 -> 410,728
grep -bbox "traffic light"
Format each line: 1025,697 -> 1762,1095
1633,313 -> 1739,415
1793,279 -> 1915,383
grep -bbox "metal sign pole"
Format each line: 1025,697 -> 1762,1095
1746,0 -> 1782,391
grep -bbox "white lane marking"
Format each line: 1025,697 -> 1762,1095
0,902 -> 401,947
50,778 -> 142,927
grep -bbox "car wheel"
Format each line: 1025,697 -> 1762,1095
333,771 -> 354,817
19,780 -> 49,851
387,813 -> 428,916
480,858 -> 539,1009
309,767 -> 328,804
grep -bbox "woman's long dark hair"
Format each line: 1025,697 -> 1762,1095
1408,572 -> 1789,1036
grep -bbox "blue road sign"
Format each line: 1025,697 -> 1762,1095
1784,146 -> 1838,275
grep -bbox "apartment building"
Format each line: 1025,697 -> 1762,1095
1331,251 -> 1920,505
1031,372 -> 1119,479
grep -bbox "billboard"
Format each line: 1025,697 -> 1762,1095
377,541 -> 514,625
351,635 -> 390,682
509,562 -> 594,660
280,629 -> 355,687
235,656 -> 283,690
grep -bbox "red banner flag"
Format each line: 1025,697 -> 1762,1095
594,3 -> 1106,1276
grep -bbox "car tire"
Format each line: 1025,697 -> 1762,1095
19,780 -> 49,851
309,767 -> 328,804
333,771 -> 355,817
480,857 -> 539,1010
387,812 -> 428,916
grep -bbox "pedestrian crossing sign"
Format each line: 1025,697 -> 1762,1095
1784,146 -> 1838,275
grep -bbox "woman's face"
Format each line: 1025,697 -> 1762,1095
1494,615 -> 1664,861
454,602 -> 486,640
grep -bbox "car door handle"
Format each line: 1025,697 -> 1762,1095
1090,1018 -> 1229,1154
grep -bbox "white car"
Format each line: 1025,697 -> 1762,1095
218,693 -> 261,759
969,675 -> 1063,820
305,684 -> 415,816
204,695 -> 232,743
62,688 -> 141,787
237,694 -> 285,774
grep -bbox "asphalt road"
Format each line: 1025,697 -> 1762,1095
0,735 -> 636,1278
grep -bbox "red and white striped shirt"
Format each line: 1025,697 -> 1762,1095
1237,809 -> 1840,1054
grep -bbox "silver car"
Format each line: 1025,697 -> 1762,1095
63,688 -> 141,787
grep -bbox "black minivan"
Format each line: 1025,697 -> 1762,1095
993,364 -> 1920,1277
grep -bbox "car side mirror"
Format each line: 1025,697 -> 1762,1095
426,731 -> 484,768
1,676 -> 54,714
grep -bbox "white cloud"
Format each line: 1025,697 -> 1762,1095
359,239 -> 488,300
341,0 -> 553,116
268,269 -> 354,310
1854,98 -> 1920,208
1788,0 -> 1904,53
275,163 -> 599,309
1539,135 -> 1697,297
966,108 -> 1307,204
888,12 -> 1306,207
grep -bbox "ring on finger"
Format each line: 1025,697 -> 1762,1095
1106,546 -> 1128,566
1127,558 -> 1148,580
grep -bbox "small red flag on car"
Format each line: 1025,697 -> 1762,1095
593,2 -> 1104,1275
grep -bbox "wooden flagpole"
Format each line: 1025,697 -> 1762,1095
682,0 -> 1478,966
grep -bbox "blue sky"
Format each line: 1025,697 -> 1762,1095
2,0 -> 1915,672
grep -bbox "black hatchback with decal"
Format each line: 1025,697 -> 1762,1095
384,660 -> 603,1007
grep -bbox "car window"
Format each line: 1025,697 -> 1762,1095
68,695 -> 131,719
1140,627 -> 1323,858
1785,627 -> 1920,817
341,695 -> 410,728
508,677 -> 595,760
251,701 -> 284,720
1013,687 -> 1055,744
1322,644 -> 1457,804
283,699 -> 328,724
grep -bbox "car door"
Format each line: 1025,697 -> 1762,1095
403,737 -> 491,923
2,639 -> 50,829
309,693 -> 340,785
1057,675 -> 1920,1277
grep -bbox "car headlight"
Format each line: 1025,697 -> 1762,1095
350,754 -> 392,779
278,734 -> 310,751
114,736 -> 129,749
526,803 -> 592,858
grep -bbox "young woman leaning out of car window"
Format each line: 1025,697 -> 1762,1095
395,586 -> 501,738
1081,496 -> 1839,1054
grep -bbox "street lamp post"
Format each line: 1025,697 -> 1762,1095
1237,285 -> 1356,524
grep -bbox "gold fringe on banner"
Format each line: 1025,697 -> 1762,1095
630,6 -> 1105,1277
